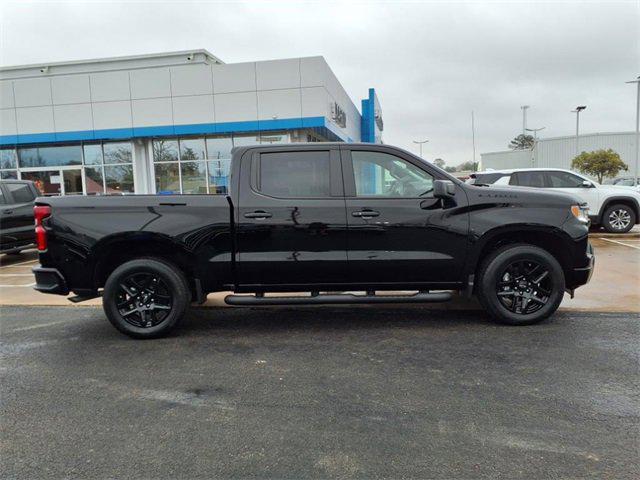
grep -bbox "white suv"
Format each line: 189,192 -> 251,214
467,168 -> 640,233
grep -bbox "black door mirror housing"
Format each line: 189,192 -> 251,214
434,180 -> 456,198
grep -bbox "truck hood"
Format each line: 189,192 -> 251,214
479,184 -> 584,206
599,184 -> 640,197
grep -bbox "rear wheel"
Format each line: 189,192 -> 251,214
103,258 -> 190,339
602,204 -> 635,233
477,244 -> 565,325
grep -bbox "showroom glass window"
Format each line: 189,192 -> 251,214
351,151 -> 433,197
206,137 -> 233,194
0,148 -> 18,179
83,142 -> 134,195
18,145 -> 82,168
153,138 -> 206,194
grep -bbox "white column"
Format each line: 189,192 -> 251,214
132,138 -> 152,194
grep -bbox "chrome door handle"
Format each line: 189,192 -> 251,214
244,211 -> 272,219
352,210 -> 380,218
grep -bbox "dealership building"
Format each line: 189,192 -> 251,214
0,50 -> 383,195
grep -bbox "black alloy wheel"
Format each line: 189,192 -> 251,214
103,258 -> 190,338
496,260 -> 552,315
116,272 -> 173,328
476,244 -> 565,325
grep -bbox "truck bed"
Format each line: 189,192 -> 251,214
37,194 -> 233,295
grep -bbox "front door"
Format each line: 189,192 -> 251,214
236,146 -> 348,288
544,170 -> 601,215
341,147 -> 469,286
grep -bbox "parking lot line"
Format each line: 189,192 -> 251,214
10,319 -> 75,332
600,238 -> 640,250
0,283 -> 35,287
0,260 -> 38,268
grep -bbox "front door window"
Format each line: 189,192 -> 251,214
351,151 -> 434,197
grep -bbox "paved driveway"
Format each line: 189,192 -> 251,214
1,307 -> 638,479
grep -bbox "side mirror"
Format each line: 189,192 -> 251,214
581,180 -> 593,188
434,179 -> 456,198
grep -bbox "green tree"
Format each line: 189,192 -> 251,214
571,149 -> 628,184
432,158 -> 445,169
444,166 -> 457,173
509,134 -> 535,150
456,161 -> 478,172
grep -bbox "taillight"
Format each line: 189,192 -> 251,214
34,205 -> 51,252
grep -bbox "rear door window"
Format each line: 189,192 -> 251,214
510,171 -> 547,188
5,183 -> 35,203
257,151 -> 331,198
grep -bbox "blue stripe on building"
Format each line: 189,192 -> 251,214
0,116 -> 346,147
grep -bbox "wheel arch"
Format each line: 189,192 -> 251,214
91,233 -> 197,292
597,196 -> 640,224
468,226 -> 574,289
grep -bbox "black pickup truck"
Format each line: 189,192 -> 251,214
33,143 -> 594,338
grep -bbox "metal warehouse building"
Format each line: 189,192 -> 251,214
0,50 -> 383,195
481,132 -> 637,178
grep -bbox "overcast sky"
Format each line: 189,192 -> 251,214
0,0 -> 637,166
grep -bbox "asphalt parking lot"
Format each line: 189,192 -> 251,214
1,306 -> 638,479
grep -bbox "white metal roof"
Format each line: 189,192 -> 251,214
0,49 -> 224,79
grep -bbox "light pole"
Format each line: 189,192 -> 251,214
521,105 -> 530,137
413,139 -> 429,158
626,76 -> 640,187
571,105 -> 587,157
526,127 -> 545,167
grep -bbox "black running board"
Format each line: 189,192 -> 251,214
224,291 -> 452,306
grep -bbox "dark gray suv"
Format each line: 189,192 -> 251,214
0,180 -> 39,254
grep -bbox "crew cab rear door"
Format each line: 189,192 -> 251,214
236,146 -> 348,287
341,146 -> 469,285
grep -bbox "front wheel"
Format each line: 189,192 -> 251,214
476,244 -> 565,325
103,258 -> 190,339
602,204 -> 636,233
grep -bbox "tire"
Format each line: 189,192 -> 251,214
476,244 -> 565,326
103,257 -> 191,339
602,204 -> 636,233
